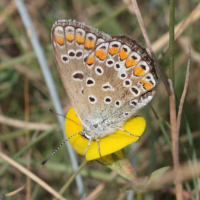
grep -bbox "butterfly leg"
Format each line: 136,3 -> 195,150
96,138 -> 101,157
84,137 -> 92,156
110,124 -> 140,137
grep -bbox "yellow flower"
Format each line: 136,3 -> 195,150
65,108 -> 146,161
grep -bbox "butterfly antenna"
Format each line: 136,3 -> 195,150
40,131 -> 82,167
49,108 -> 83,127
109,124 -> 140,137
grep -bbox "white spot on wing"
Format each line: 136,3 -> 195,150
95,66 -> 104,76
115,100 -> 121,107
61,54 -> 69,63
128,52 -> 141,63
123,79 -> 132,87
68,50 -> 76,59
86,77 -> 95,87
76,50 -> 83,59
88,95 -> 97,104
130,86 -> 140,96
104,96 -> 112,104
102,82 -> 115,91
106,59 -> 114,67
72,71 -> 84,81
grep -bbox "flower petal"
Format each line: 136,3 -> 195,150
65,108 -> 146,160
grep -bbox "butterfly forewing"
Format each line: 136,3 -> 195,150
52,20 -> 110,125
52,22 -> 84,115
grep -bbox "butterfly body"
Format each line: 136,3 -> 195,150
52,19 -> 157,141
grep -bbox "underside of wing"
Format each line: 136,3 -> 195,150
51,20 -> 111,123
52,20 -> 158,128
81,36 -> 158,124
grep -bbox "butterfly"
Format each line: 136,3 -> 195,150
51,19 -> 157,158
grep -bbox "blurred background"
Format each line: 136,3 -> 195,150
0,0 -> 200,199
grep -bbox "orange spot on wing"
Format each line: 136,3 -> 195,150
76,35 -> 85,44
125,58 -> 138,68
87,55 -> 94,65
66,33 -> 74,42
85,39 -> 95,49
119,50 -> 129,60
96,49 -> 107,60
109,47 -> 119,55
133,66 -> 146,76
55,36 -> 64,45
140,79 -> 153,90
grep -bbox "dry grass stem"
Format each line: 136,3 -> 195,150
122,0 -> 134,13
152,3 -> 200,52
24,75 -> 31,200
0,115 -> 54,130
0,151 -> 66,200
169,79 -> 183,199
173,46 -> 191,199
131,0 -> 170,94
87,182 -> 106,200
168,47 -> 191,199
179,37 -> 200,63
0,185 -> 26,199
168,45 -> 191,198
176,46 -> 191,135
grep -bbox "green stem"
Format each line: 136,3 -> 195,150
57,160 -> 87,196
137,192 -> 143,200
